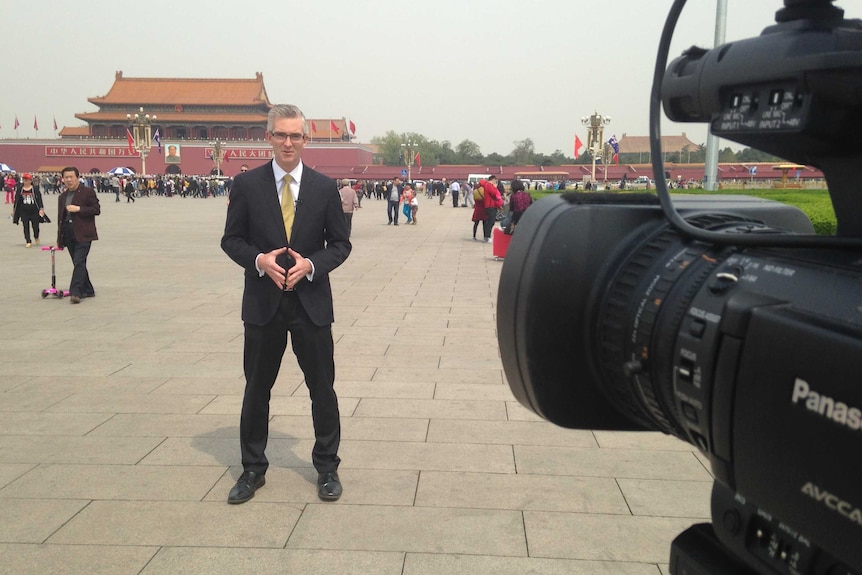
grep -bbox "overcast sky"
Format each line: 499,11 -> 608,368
3,1 -> 795,155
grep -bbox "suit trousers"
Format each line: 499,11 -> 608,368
63,221 -> 94,297
241,291 -> 341,475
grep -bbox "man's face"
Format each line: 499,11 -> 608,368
62,171 -> 79,190
266,116 -> 307,172
168,146 -> 177,155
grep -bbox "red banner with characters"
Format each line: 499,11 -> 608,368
46,146 -> 139,157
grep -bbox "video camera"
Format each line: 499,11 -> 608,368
497,1 -> 862,573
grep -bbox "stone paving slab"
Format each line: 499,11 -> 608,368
0,194 -> 715,573
287,504 -> 527,556
45,392 -> 217,414
416,470 -> 630,514
48,501 -> 300,547
139,548 -> 405,575
0,435 -> 166,465
616,478 -> 712,518
432,382 -> 516,401
514,445 -> 713,481
0,463 -> 35,488
86,413 -> 238,437
353,397 -> 508,420
0,544 -> 158,575
8,375 -> 169,395
524,512 -> 698,563
0,412 -> 112,435
0,464 -> 226,501
402,553 -> 660,575
426,419 -> 598,447
0,498 -> 89,543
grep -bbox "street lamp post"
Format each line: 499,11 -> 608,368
127,107 -> 156,176
401,140 -> 416,182
581,111 -> 611,185
209,140 -> 227,175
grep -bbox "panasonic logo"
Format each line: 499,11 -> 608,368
791,378 -> 861,431
801,482 -> 862,527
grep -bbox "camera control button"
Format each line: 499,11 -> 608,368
682,402 -> 699,423
722,509 -> 742,535
708,270 -> 740,295
688,319 -> 706,338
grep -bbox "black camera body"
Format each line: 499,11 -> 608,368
498,1 -> 862,573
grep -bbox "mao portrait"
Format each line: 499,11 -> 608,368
165,144 -> 182,164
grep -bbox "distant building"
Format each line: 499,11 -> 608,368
0,71 -> 368,175
618,133 -> 701,163
64,71 -> 352,142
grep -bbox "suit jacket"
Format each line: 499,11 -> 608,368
221,162 -> 351,327
57,185 -> 100,247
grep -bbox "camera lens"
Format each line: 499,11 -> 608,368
593,213 -> 756,438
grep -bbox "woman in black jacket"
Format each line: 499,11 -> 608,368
12,173 -> 46,247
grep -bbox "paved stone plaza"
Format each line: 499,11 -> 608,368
0,191 -> 713,574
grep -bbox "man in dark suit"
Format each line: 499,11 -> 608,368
57,166 -> 100,304
221,104 -> 352,504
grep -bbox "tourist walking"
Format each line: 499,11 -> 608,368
57,167 -> 100,303
387,177 -> 403,225
11,173 -> 45,247
477,176 -> 504,243
450,179 -> 460,207
339,179 -> 359,237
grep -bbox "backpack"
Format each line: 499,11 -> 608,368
473,186 -> 484,201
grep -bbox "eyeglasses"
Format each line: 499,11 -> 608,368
269,131 -> 306,143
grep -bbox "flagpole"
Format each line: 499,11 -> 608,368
703,0 -> 727,191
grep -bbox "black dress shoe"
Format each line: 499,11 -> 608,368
227,471 -> 265,504
317,471 -> 342,501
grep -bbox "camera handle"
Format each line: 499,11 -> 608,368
652,0 -> 862,247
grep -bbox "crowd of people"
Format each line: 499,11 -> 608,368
6,168 -> 535,249
332,175 -> 532,242
3,170 -> 235,203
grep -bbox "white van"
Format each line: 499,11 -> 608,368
467,173 -> 491,185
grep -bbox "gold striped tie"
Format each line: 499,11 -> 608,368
281,174 -> 295,242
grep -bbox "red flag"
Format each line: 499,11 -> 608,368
574,135 -> 585,159
14,116 -> 20,130
311,120 -> 318,133
415,153 -> 421,168
126,128 -> 136,153
53,116 -> 58,131
34,116 -> 39,131
349,120 -> 356,135
613,153 -> 619,164
330,120 -> 340,135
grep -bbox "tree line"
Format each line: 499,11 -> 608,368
370,130 -> 783,167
